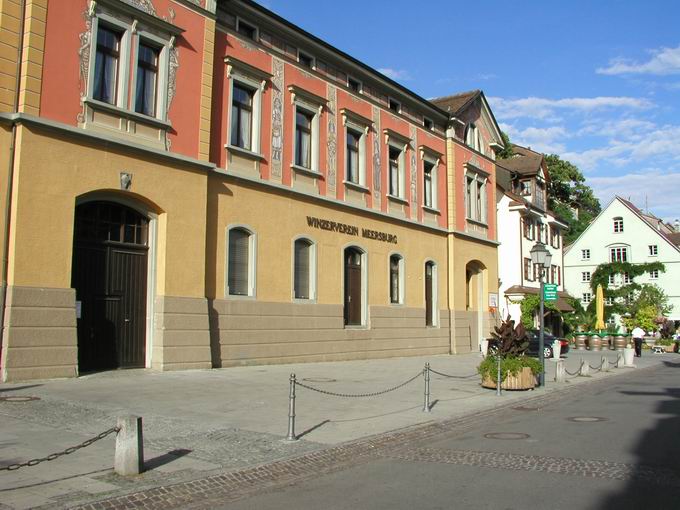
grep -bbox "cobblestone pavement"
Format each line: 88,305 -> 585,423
58,372 -> 634,510
381,448 -> 680,486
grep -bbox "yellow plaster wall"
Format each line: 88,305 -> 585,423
206,174 -> 449,308
7,126 -> 208,297
0,125 -> 11,262
0,0 -> 22,112
197,18 -> 215,161
449,236 -> 498,311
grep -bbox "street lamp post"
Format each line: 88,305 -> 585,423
530,242 -> 552,387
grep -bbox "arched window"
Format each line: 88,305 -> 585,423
227,227 -> 256,296
293,238 -> 315,300
389,254 -> 404,304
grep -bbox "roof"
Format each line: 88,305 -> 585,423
618,197 -> 680,251
497,145 -> 544,177
504,285 -> 575,313
668,232 -> 680,247
429,90 -> 481,116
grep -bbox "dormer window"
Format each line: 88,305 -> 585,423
613,217 -> 624,233
519,180 -> 531,196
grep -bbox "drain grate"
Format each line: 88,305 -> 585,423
484,432 -> 530,440
568,416 -> 608,423
0,395 -> 41,403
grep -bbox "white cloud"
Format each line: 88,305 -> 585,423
589,170 -> 680,223
500,124 -> 567,154
489,96 -> 653,120
597,45 -> 680,75
377,68 -> 412,81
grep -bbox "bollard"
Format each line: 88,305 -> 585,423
601,356 -> 609,373
286,373 -> 297,441
422,363 -> 431,412
114,415 -> 144,476
579,358 -> 590,377
616,353 -> 624,368
496,352 -> 502,396
554,359 -> 565,383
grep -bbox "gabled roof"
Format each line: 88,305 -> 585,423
430,90 -> 481,116
618,197 -> 680,251
497,145 -> 545,177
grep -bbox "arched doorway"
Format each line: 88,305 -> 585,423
465,260 -> 487,353
344,247 -> 363,326
72,201 -> 149,372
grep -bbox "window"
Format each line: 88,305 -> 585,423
610,246 -> 628,262
346,128 -> 361,183
524,258 -> 533,281
298,51 -> 314,69
294,238 -> 315,300
425,261 -> 437,326
556,266 -> 561,286
423,159 -> 436,209
388,98 -> 401,113
582,272 -> 591,282
523,218 -> 535,240
423,117 -> 434,130
534,183 -> 546,210
93,25 -> 122,105
623,272 -> 631,284
388,146 -> 403,198
227,227 -> 255,297
613,217 -> 624,233
295,109 -> 313,168
649,245 -> 658,256
582,249 -> 590,260
608,274 -> 616,285
519,180 -> 531,196
465,172 -> 487,223
550,227 -> 560,248
582,293 -> 592,305
465,123 -> 481,152
649,269 -> 659,280
237,19 -> 257,40
347,76 -> 362,93
550,265 -> 562,286
134,42 -> 159,117
231,84 -> 254,150
605,297 -> 614,306
389,254 -> 404,304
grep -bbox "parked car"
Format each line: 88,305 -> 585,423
526,330 -> 569,358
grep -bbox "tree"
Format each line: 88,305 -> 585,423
543,154 -> 601,244
496,131 -> 514,160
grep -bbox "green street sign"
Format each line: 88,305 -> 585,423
543,284 -> 558,302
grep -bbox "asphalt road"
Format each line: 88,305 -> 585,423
220,360 -> 680,510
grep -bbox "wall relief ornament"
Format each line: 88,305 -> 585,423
410,126 -> 417,215
326,84 -> 337,195
372,105 -> 381,202
271,57 -> 284,180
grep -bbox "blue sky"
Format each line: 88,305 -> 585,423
258,0 -> 680,224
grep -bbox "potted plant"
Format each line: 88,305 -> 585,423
478,316 -> 541,390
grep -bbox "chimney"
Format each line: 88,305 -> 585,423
675,219 -> 680,232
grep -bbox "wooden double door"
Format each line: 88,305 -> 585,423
72,202 -> 149,372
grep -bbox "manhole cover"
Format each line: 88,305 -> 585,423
302,377 -> 337,383
568,416 -> 608,423
484,432 -> 530,440
0,396 -> 40,403
512,406 -> 540,412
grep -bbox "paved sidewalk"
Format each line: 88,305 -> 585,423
0,349 -> 671,509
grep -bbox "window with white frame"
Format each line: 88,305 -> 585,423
388,145 -> 405,198
613,217 -> 624,233
227,227 -> 256,297
289,87 -> 323,173
230,83 -> 254,150
582,249 -> 590,260
465,171 -> 487,223
293,238 -> 315,300
608,274 -> 616,285
465,123 -> 481,152
649,269 -> 659,280
623,272 -> 631,284
519,180 -> 531,196
582,271 -> 591,282
649,245 -> 658,256
86,4 -> 179,124
523,258 -> 533,281
523,218 -> 535,240
389,254 -> 404,304
610,246 -> 628,262
226,59 -> 267,156
582,293 -> 592,305
295,109 -> 313,169
423,159 -> 437,209
605,297 -> 614,306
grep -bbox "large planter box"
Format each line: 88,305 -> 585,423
482,366 -> 537,390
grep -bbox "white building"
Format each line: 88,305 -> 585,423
564,196 -> 680,322
496,146 -> 572,334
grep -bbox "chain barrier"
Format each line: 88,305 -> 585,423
0,427 -> 120,472
294,371 -> 423,398
588,363 -> 603,372
608,359 -> 618,367
428,368 -> 478,380
565,367 -> 581,377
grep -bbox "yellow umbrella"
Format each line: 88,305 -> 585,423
595,284 -> 605,331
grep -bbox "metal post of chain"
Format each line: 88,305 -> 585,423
496,351 -> 502,396
286,373 -> 297,441
422,363 -> 431,413
601,356 -> 609,373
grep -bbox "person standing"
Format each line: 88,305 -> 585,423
631,326 -> 645,357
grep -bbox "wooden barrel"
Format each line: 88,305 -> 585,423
589,334 -> 602,351
614,334 -> 627,351
601,334 -> 612,350
575,334 -> 587,350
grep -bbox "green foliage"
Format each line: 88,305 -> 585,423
496,131 -> 514,160
561,297 -> 594,334
489,316 -> 529,356
543,154 -> 601,244
477,355 -> 542,383
517,294 -> 559,330
622,304 -> 657,332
